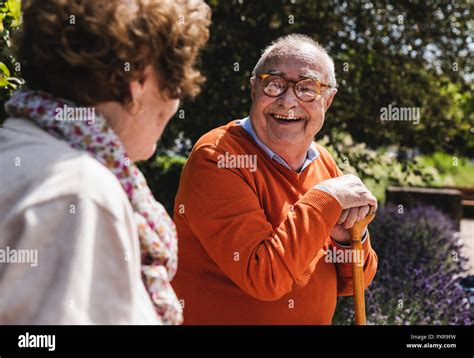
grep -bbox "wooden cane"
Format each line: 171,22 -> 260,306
350,206 -> 376,325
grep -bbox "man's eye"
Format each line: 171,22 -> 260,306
266,82 -> 283,91
298,84 -> 317,93
300,86 -> 315,92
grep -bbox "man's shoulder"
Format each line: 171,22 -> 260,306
193,119 -> 250,153
183,120 -> 256,166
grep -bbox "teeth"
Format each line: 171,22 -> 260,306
273,114 -> 301,121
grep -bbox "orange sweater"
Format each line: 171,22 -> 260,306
172,120 -> 378,324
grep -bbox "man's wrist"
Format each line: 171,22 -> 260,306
314,184 -> 339,204
331,228 -> 368,248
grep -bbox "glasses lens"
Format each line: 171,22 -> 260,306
262,76 -> 286,97
295,79 -> 319,101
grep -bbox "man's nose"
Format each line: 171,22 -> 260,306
278,85 -> 299,108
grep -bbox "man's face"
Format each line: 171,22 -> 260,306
249,46 -> 336,154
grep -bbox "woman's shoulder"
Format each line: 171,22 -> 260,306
0,118 -> 132,221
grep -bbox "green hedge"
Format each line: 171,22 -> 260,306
137,155 -> 187,215
0,0 -> 22,123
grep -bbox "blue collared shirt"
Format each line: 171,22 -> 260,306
239,116 -> 320,173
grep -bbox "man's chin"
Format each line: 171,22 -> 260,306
268,133 -> 306,147
267,123 -> 307,144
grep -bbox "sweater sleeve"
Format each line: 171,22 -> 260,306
175,145 -> 342,302
320,145 -> 379,296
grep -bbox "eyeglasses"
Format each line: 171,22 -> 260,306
257,73 -> 331,102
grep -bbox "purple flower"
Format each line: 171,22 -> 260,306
333,204 -> 472,325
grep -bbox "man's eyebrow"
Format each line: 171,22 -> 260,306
266,68 -> 323,81
266,69 -> 283,76
301,70 -> 323,81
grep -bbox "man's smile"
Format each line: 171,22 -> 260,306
268,112 -> 305,124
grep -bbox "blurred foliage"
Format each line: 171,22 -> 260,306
162,0 -> 473,156
419,151 -> 474,187
0,0 -> 22,123
320,131 -> 441,201
137,155 -> 187,215
321,132 -> 474,201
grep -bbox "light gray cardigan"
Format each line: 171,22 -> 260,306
0,118 -> 160,324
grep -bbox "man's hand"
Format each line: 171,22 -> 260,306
338,205 -> 371,229
330,205 -> 372,245
314,174 -> 377,245
314,174 -> 377,209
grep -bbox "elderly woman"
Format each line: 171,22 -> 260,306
0,0 -> 210,324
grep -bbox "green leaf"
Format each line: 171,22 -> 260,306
0,76 -> 10,87
0,61 -> 11,77
5,0 -> 21,28
0,13 -> 5,32
0,61 -> 15,89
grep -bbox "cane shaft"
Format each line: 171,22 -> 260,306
351,238 -> 366,325
350,206 -> 376,326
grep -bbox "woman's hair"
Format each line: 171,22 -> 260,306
15,0 -> 211,105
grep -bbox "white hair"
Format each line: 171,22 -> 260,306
252,34 -> 337,88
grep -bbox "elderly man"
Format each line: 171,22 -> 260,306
172,34 -> 378,325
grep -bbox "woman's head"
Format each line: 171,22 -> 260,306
18,0 -> 210,104
16,0 -> 211,160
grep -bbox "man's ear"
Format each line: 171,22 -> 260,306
324,88 -> 337,112
250,77 -> 256,101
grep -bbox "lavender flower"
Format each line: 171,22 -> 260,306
333,204 -> 472,325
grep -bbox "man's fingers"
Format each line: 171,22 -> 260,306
337,209 -> 349,224
359,193 -> 377,208
366,193 -> 378,206
343,207 -> 359,229
350,192 -> 377,209
342,205 -> 372,228
357,205 -> 370,221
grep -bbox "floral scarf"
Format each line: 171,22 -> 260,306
5,89 -> 182,325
